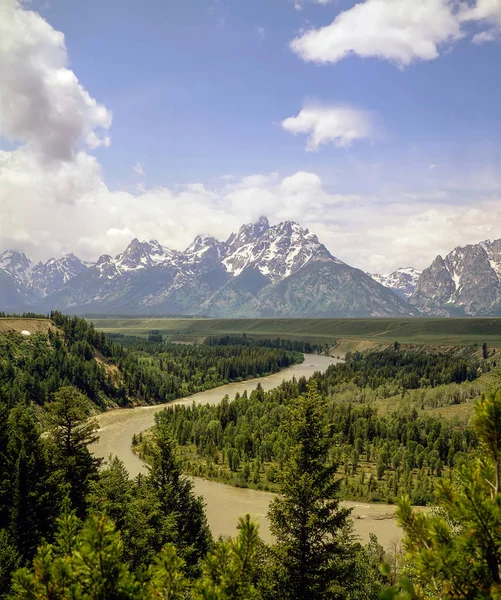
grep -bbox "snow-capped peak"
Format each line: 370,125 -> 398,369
30,253 -> 89,297
223,219 -> 336,281
181,235 -> 227,267
226,216 -> 270,251
372,267 -> 421,300
0,250 -> 32,282
113,238 -> 178,273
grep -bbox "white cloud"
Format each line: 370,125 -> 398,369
133,162 -> 145,176
2,0 -> 501,277
460,0 -> 501,25
462,0 -> 501,43
472,27 -> 501,42
290,0 -> 463,66
289,0 -> 501,67
0,0 -> 111,162
256,26 -> 265,39
282,104 -> 378,150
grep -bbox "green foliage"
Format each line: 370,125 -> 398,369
264,383 -> 359,599
389,390 -> 501,599
149,351 -> 478,504
45,386 -> 101,517
204,335 -> 322,354
0,312 -> 302,412
193,515 -> 260,599
11,509 -> 260,600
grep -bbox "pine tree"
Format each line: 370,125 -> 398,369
265,382 -> 357,600
46,386 -> 101,517
146,414 -> 212,574
193,515 -> 260,600
385,390 -> 501,599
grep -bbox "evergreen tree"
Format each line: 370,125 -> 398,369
45,386 -> 101,517
6,406 -> 61,561
146,415 -> 212,574
265,382 -> 357,600
386,390 -> 501,599
193,515 -> 260,600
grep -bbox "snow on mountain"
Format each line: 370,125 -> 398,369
30,254 -> 89,297
410,239 -> 501,315
0,250 -> 32,283
372,267 -> 421,300
114,239 -> 178,274
0,217 -> 415,317
179,235 -> 227,268
223,219 -> 337,281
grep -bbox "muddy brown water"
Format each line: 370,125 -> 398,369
92,354 -> 403,549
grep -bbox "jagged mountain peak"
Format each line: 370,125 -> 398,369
372,267 -> 421,300
1,217 -> 416,317
0,249 -> 32,282
223,217 -> 336,281
226,216 -> 270,250
30,253 -> 89,297
410,239 -> 501,315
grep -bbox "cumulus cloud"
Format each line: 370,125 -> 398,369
3,145 -> 501,274
282,105 -> 378,150
290,0 -> 501,67
0,0 -> 111,162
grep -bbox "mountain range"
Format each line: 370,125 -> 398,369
2,217 -> 501,317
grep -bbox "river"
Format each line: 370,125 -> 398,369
92,354 -> 403,549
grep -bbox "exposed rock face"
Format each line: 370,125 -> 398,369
0,217 -> 416,317
410,240 -> 501,315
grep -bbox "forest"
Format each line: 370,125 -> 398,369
0,313 -> 302,409
136,348 -> 486,505
1,313 -> 501,598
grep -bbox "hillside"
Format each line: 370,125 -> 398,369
0,313 -> 304,411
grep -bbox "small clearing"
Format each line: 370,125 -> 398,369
0,318 -> 54,335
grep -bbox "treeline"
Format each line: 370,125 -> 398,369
0,313 -> 302,410
323,348 -> 481,391
147,349 -> 481,504
204,334 -> 324,353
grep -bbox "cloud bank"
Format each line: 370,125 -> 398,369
1,0 -> 501,276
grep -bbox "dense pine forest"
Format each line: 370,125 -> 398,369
2,313 -> 501,598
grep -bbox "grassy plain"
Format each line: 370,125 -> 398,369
89,316 -> 501,348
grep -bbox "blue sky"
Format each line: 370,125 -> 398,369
1,0 -> 501,272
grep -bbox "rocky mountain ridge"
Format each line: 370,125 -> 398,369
0,217 -> 414,317
410,239 -> 501,315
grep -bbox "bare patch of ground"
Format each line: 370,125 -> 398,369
0,318 -> 54,335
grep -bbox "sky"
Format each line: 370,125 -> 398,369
1,0 -> 501,273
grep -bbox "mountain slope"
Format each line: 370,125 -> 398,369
254,257 -> 415,318
410,240 -> 501,315
1,217 -> 417,317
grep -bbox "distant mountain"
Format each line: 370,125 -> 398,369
410,239 -> 501,315
0,217 -> 416,317
372,267 -> 421,300
31,254 -> 89,297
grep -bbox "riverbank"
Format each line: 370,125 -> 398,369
90,353 -> 407,549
